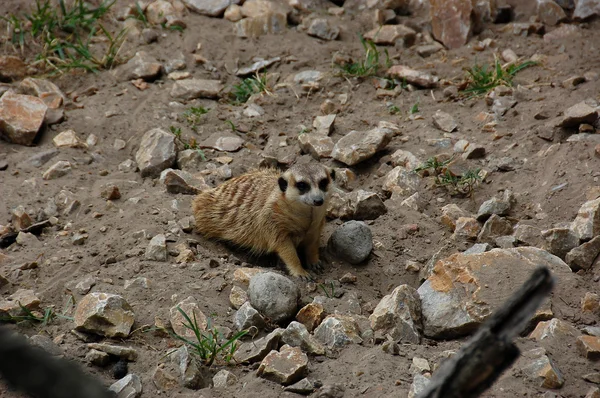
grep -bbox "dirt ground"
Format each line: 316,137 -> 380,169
1,0 -> 600,397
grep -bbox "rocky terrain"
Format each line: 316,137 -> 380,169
1,0 -> 600,397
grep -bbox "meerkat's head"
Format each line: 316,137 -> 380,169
278,163 -> 335,207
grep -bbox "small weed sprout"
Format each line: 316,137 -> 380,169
225,120 -> 236,132
461,57 -> 537,96
0,302 -> 73,326
171,306 -> 247,366
388,104 -> 401,115
410,101 -> 419,114
182,106 -> 208,131
335,34 -> 390,78
318,281 -> 335,298
415,156 -> 482,196
231,72 -> 270,104
170,125 -> 202,152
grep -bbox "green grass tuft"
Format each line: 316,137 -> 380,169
171,306 -> 247,366
231,72 -> 270,104
335,34 -> 391,78
461,57 -> 537,96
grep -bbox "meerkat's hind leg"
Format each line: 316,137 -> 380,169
303,235 -> 324,273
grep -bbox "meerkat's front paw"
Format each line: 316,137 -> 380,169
307,261 -> 324,272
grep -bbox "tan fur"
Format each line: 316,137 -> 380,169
192,164 -> 333,278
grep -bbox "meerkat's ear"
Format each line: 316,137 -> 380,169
278,176 -> 288,192
329,168 -> 336,181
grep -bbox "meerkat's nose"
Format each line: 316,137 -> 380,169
313,198 -> 324,206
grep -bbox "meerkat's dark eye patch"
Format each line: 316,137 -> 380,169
318,178 -> 329,191
278,177 -> 288,192
296,181 -> 309,193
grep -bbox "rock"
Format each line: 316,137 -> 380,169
382,167 -> 421,196
160,168 -> 207,194
72,232 -> 88,246
298,133 -> 334,159
224,4 -> 243,21
86,349 -> 111,366
519,348 -> 564,389
432,110 -> 458,133
314,315 -> 362,348
213,369 -> 237,388
369,285 -> 422,344
170,79 -> 223,100
42,161 -> 72,180
541,227 -> 579,259
313,114 -> 336,135
328,221 -> 373,264
248,272 -> 299,323
87,343 -> 138,361
586,387 -> 600,398
135,128 -> 177,178
241,0 -> 290,18
363,24 -> 416,46
477,214 -> 513,244
26,149 -> 58,168
118,159 -> 137,172
408,373 -> 431,398
0,91 -> 48,146
537,0 -> 567,26
410,357 -> 431,376
0,289 -> 40,318
331,127 -> 391,166
152,366 -> 178,392
573,0 -> 600,19
501,49 -> 518,64
233,328 -> 283,363
20,77 -> 65,109
284,378 -> 320,395
200,132 -> 244,152
558,101 -> 598,128
182,0 -> 230,16
578,335 -> 600,360
0,56 -> 27,82
74,293 -> 135,338
29,335 -> 63,356
462,143 -> 486,160
529,318 -> 580,343
114,51 -> 162,82
572,198 -> 600,241
109,374 -> 142,398
476,191 -> 514,221
464,243 -> 492,255
234,12 -> 287,37
146,0 -> 177,24
257,345 -> 308,385
145,234 -> 167,261
306,18 -> 339,40
177,148 -> 204,170
101,184 -> 121,200
440,204 -> 471,231
512,224 -> 542,247
235,57 -> 281,76
233,267 -> 264,286
390,149 -> 421,171
234,302 -> 265,331
229,285 -> 248,309
418,247 -> 572,339
387,65 -> 439,88
430,0 -> 473,49
416,42 -> 444,57
294,70 -> 323,85
565,236 -> 600,271
452,217 -> 481,241
582,292 -> 600,315
169,345 -> 207,389
327,189 -> 387,221
282,321 -> 325,355
296,302 -> 325,332
170,297 -> 207,338
11,205 -> 32,230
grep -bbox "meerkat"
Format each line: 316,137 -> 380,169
192,163 -> 335,279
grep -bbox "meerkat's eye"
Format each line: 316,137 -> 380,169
296,181 -> 309,193
318,178 -> 329,191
